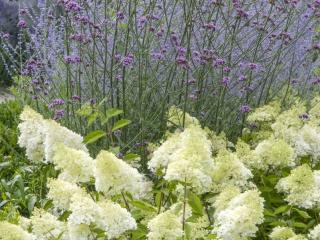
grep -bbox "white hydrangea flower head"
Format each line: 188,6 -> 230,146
206,129 -> 229,154
212,189 -> 264,240
269,226 -> 296,240
53,144 -> 94,183
43,119 -> 88,163
276,164 -> 320,208
47,178 -> 87,210
247,101 -> 281,123
148,130 -> 183,173
211,149 -> 252,192
152,124 -> 215,193
271,102 -> 305,140
30,208 -> 67,240
211,186 -> 241,215
288,235 -> 308,240
67,223 -> 95,240
253,138 -> 296,170
97,200 -> 137,239
18,216 -> 31,232
293,125 -> 320,161
147,210 -> 183,240
18,106 -> 45,162
167,105 -> 199,128
0,221 -> 34,240
186,216 -> 210,240
147,202 -> 192,240
235,139 -> 260,169
94,150 -> 151,198
68,194 -> 100,226
309,224 -> 320,240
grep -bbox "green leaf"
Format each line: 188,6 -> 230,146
132,224 -> 148,240
27,195 -> 37,214
87,112 -> 99,127
294,208 -> 311,219
112,119 -> 131,132
274,205 -> 290,215
106,108 -> 123,118
188,191 -> 204,216
292,222 -> 308,229
123,153 -> 140,161
131,200 -> 157,212
264,208 -> 276,217
84,130 -> 106,144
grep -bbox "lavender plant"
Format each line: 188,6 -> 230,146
1,0 -> 320,151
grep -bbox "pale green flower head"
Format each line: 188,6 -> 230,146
30,208 -> 67,240
150,124 -> 214,194
235,139 -> 260,169
269,226 -> 296,240
288,235 -> 308,240
46,178 -> 87,210
247,101 -> 281,123
94,150 -> 151,199
205,129 -> 230,154
211,149 -> 252,192
212,186 -> 241,215
271,101 -> 306,141
53,143 -> 94,183
167,105 -> 199,128
276,164 -> 320,208
253,138 -> 296,170
0,221 -> 34,240
147,211 -> 183,240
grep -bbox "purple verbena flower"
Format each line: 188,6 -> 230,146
17,20 -> 27,28
53,109 -> 65,121
49,99 -> 65,109
222,77 -> 231,86
240,104 -> 251,113
64,55 -> 81,64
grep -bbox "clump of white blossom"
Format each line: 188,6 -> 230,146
276,164 -> 320,208
94,150 -> 151,198
269,226 -> 297,240
247,101 -> 281,123
46,178 -> 87,210
29,208 -> 67,240
42,119 -> 88,163
211,149 -> 252,192
212,189 -> 264,240
18,106 -> 88,164
18,106 -> 45,162
147,203 -> 191,240
253,138 -> 296,170
167,105 -> 199,128
309,224 -> 320,240
149,124 -> 214,193
53,144 -> 94,183
0,221 -> 34,240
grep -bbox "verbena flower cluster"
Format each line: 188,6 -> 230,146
3,96 -> 320,239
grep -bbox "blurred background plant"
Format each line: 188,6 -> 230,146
1,0 -> 320,158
